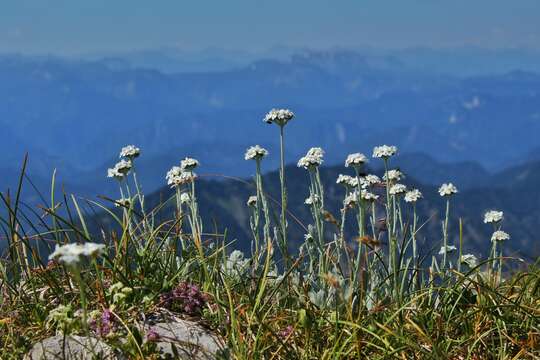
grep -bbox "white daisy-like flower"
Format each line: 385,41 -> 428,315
484,210 -> 504,224
439,183 -> 458,197
363,174 -> 381,187
245,145 -> 269,161
166,166 -> 182,181
343,192 -> 358,207
438,245 -> 457,255
460,254 -> 479,268
304,194 -> 320,205
119,145 -> 140,159
491,230 -> 510,242
298,147 -> 324,170
404,189 -> 423,203
307,147 -> 325,159
247,196 -> 258,207
263,108 -> 294,126
373,145 -> 397,159
115,198 -> 132,208
336,174 -> 358,188
345,153 -> 368,168
180,193 -> 191,204
180,157 -> 199,171
107,159 -> 132,180
361,190 -> 379,202
389,184 -> 407,196
383,169 -> 403,182
166,167 -> 197,188
49,243 -> 106,266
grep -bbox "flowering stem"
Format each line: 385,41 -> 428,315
278,125 -> 289,263
442,199 -> 450,270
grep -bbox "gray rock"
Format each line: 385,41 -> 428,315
147,320 -> 227,359
24,335 -> 121,360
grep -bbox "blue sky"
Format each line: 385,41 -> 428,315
1,0 -> 539,55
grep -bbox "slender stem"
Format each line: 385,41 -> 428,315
279,125 -> 289,261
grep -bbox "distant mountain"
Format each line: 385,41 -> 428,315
1,51 -> 540,188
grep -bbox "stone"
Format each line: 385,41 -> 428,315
146,320 -> 227,359
24,335 -> 122,360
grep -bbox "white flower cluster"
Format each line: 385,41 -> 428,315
491,230 -> 510,242
336,174 -> 358,188
119,145 -> 140,159
362,174 -> 381,187
343,192 -> 358,207
404,189 -> 422,203
245,145 -> 269,161
180,157 -> 199,171
484,210 -> 504,224
438,245 -> 457,255
166,166 -> 197,188
180,193 -> 191,204
438,183 -> 458,197
373,145 -> 397,159
345,153 -> 368,168
460,254 -> 479,268
361,190 -> 379,202
222,250 -> 250,278
304,194 -> 320,205
389,183 -> 407,196
383,169 -> 403,182
298,147 -> 324,170
247,196 -> 258,207
263,108 -> 294,126
49,242 -> 106,266
107,159 -> 132,180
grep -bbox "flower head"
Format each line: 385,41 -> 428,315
180,193 -> 191,204
245,145 -> 269,161
336,174 -> 358,188
361,190 -> 379,202
304,194 -> 320,206
343,192 -> 358,208
460,254 -> 479,268
373,145 -> 397,159
404,189 -> 422,203
363,174 -> 381,188
389,183 -> 407,196
49,242 -> 106,266
345,153 -> 368,169
491,230 -> 510,242
107,159 -> 132,180
383,169 -> 403,182
180,157 -> 199,171
438,245 -> 457,256
298,147 -> 324,170
263,108 -> 294,127
439,183 -> 458,197
484,210 -> 504,224
247,196 -> 258,207
166,166 -> 197,187
119,145 -> 140,159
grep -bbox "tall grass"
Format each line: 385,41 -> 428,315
0,113 -> 539,359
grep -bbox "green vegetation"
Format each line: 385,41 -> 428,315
1,111 -> 539,359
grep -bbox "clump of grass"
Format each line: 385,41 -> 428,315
0,112 -> 539,359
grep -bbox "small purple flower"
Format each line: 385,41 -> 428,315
146,328 -> 160,342
278,325 -> 294,340
90,309 -> 116,337
160,281 -> 208,316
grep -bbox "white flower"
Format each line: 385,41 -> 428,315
115,198 -> 131,207
304,194 -> 320,205
49,243 -> 106,265
304,233 -> 314,242
180,193 -> 191,204
345,153 -> 368,168
460,254 -> 479,268
107,159 -> 132,180
383,169 -> 403,182
180,157 -> 199,171
363,174 -> 381,187
484,210 -> 504,224
343,191 -> 358,207
263,108 -> 294,126
245,145 -> 269,161
119,145 -> 140,159
336,174 -> 358,188
361,190 -> 379,202
491,230 -> 510,242
439,183 -> 458,197
404,189 -> 423,203
247,196 -> 258,207
222,250 -> 250,278
438,245 -> 457,255
389,183 -> 407,196
166,166 -> 197,188
373,145 -> 397,159
298,147 -> 324,170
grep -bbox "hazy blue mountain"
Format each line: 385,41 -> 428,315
1,51 -> 540,189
